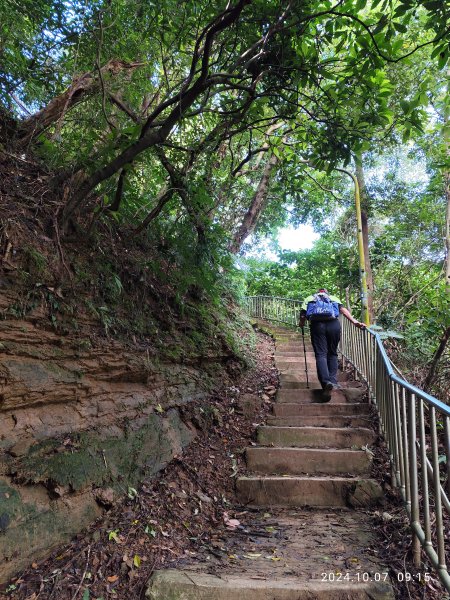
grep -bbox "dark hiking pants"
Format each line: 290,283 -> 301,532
309,319 -> 341,388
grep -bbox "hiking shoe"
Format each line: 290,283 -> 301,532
332,383 -> 342,390
323,382 -> 333,392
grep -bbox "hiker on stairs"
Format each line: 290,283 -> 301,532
299,288 -> 365,393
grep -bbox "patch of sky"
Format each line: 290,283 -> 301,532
366,147 -> 429,188
243,223 -> 319,261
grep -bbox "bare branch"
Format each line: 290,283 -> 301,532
134,185 -> 175,233
109,94 -> 142,124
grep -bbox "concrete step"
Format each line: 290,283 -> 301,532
273,403 -> 370,417
274,352 -> 314,358
277,366 -> 321,374
276,366 -> 317,373
278,381 -> 317,389
278,376 -> 320,386
147,569 -> 394,600
275,356 -> 322,374
277,365 -> 318,374
276,363 -> 317,373
273,333 -> 302,338
276,348 -> 315,356
275,355 -> 315,362
278,349 -> 315,354
277,387 -> 365,403
236,475 -> 383,508
246,447 -> 372,476
275,356 -> 314,362
275,360 -> 317,368
275,341 -> 313,347
279,373 -> 347,388
266,415 -> 371,428
275,340 -> 304,345
277,388 -> 347,402
257,426 -> 376,449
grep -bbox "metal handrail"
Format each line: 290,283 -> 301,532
246,295 -> 303,328
246,295 -> 450,591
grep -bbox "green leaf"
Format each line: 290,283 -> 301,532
108,529 -> 120,542
400,100 -> 410,114
438,51 -> 448,70
372,15 -> 389,35
145,525 -> 157,537
430,43 -> 444,59
127,487 -> 138,499
393,22 -> 407,33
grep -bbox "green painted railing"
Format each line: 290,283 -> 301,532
246,295 -> 302,328
246,295 -> 450,592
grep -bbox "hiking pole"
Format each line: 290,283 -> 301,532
300,326 -> 310,389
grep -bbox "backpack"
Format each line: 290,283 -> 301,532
306,292 -> 340,321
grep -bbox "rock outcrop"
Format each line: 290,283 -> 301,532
0,288 -> 243,582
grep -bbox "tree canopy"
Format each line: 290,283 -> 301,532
1,0 -> 449,395
1,0 -> 448,234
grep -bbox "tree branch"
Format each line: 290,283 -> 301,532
423,326 -> 450,393
134,185 -> 175,233
61,0 -> 252,224
109,94 -> 142,124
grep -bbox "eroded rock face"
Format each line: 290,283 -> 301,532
0,295 -> 237,583
0,408 -> 197,581
0,317 -> 209,447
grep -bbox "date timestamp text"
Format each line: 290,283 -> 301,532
321,572 -> 431,583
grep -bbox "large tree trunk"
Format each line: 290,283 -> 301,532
355,155 -> 375,322
229,152 -> 278,253
16,60 -> 144,147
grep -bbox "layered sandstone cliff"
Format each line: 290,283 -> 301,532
0,286 -> 245,581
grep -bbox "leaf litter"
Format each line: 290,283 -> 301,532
3,331 -> 277,600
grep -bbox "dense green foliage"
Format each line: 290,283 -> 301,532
0,0 -> 448,395
243,141 -> 449,398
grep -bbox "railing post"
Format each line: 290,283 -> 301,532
393,383 -> 405,495
430,407 -> 447,575
445,416 -> 450,500
401,387 -> 411,512
408,392 -> 421,568
418,398 -> 432,552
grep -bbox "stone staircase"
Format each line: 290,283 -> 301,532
146,324 -> 395,599
237,328 -> 382,511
